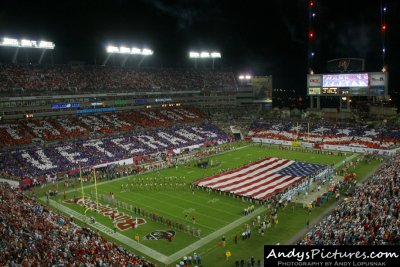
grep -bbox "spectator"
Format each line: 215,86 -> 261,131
300,154 -> 400,245
0,183 -> 156,266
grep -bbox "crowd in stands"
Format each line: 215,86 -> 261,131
0,107 -> 205,149
300,154 -> 400,245
0,64 -> 236,95
202,106 -> 259,136
0,183 -> 156,266
0,123 -> 230,180
248,119 -> 400,150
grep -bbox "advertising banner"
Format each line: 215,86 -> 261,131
307,74 -> 322,87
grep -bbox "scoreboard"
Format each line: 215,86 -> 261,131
307,72 -> 388,96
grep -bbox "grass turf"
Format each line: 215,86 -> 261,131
36,143 -> 381,266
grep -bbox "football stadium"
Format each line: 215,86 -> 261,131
0,1 -> 399,267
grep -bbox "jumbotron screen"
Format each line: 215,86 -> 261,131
307,72 -> 388,96
322,73 -> 369,88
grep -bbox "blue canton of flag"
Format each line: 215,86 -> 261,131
276,162 -> 326,177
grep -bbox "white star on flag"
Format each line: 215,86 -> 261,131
313,127 -> 330,133
336,129 -> 352,136
364,129 -> 378,136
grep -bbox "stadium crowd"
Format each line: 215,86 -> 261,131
300,153 -> 400,245
0,123 -> 230,181
202,106 -> 259,136
0,64 -> 236,95
0,107 -> 205,148
0,183 -> 156,266
249,119 -> 400,150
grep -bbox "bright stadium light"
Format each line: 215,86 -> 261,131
142,48 -> 153,55
3,38 -> 19,46
103,43 -> 153,67
0,37 -> 55,64
211,52 -> 221,58
1,37 -> 55,49
189,50 -> 221,68
105,45 -> 153,55
119,46 -> 130,54
189,51 -> 200,58
21,39 -> 34,47
131,47 -> 141,54
38,41 -> 55,49
106,45 -> 119,53
200,51 -> 210,58
239,74 -> 252,81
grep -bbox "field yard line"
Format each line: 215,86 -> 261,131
333,153 -> 359,169
164,206 -> 267,265
103,183 -> 234,225
45,198 -> 169,263
63,144 -> 251,194
46,197 -> 265,265
154,191 -> 240,217
167,188 -> 249,210
96,187 -> 219,231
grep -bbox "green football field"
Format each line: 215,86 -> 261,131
41,143 -> 380,266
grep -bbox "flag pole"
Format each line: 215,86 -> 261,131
308,122 -> 310,142
79,166 -> 85,205
93,168 -> 99,212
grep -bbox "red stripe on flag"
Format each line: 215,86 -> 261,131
258,176 -> 306,200
205,158 -> 285,187
248,176 -> 299,198
232,174 -> 288,195
211,160 -> 290,190
192,158 -> 269,185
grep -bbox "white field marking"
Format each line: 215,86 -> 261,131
97,186 -> 223,230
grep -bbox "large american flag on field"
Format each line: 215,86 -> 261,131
193,157 -> 326,200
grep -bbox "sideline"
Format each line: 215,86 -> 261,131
294,153 -> 359,205
285,159 -> 383,245
46,197 -> 265,265
63,144 -> 250,194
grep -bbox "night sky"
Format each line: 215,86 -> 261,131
0,0 -> 399,96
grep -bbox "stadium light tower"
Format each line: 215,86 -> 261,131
0,37 -> 55,64
238,74 -> 252,87
238,74 -> 252,80
189,51 -> 200,68
189,50 -> 221,69
103,45 -> 154,67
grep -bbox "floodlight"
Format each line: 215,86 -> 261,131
211,52 -> 221,58
189,52 -> 200,58
119,46 -> 130,53
38,41 -> 55,49
142,48 -> 153,55
245,75 -> 252,80
239,75 -> 245,80
200,52 -> 210,58
131,47 -> 141,54
21,39 -> 33,47
3,38 -> 19,46
1,38 -> 54,49
106,45 -> 119,53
